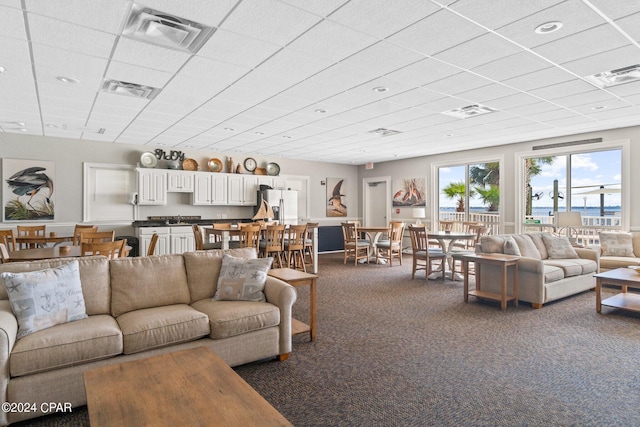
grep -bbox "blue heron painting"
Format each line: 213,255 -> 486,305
3,160 -> 55,221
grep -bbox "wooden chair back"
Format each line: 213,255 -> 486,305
80,230 -> 115,243
81,240 -> 126,259
304,222 -> 319,268
238,225 -> 261,252
439,220 -> 455,231
0,243 -> 10,263
73,225 -> 98,245
285,224 -> 307,271
408,224 -> 445,281
261,225 -> 286,267
147,233 -> 159,256
388,221 -> 405,243
341,222 -> 369,265
16,225 -> 46,249
408,224 -> 428,252
192,225 -> 204,250
0,229 -> 17,252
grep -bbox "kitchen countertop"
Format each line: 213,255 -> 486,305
132,218 -> 249,228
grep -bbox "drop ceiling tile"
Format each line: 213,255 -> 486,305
384,88 -> 446,107
32,44 -> 108,81
523,107 -> 579,122
506,100 -> 563,116
258,95 -> 311,111
418,96 -> 474,113
280,0 -> 348,17
606,80 -> 640,97
136,0 -> 238,26
25,0 -> 130,34
0,36 -> 31,64
220,0 -> 321,46
529,79 -> 595,100
241,105 -> 289,120
0,5 -> 25,39
340,41 -> 424,78
570,100 -> 629,114
197,30 -> 282,69
423,72 -> 493,96
179,56 -> 250,85
496,1 -> 606,49
587,104 -> 640,119
112,37 -> 192,73
37,82 -> 97,104
159,75 -> 232,105
533,25 -> 630,65
434,33 -> 523,70
287,20 -> 377,62
384,58 -> 463,88
489,116 -> 538,128
502,67 -> 575,91
256,48 -> 334,86
560,45 -> 640,77
327,0 -> 439,38
473,52 -> 552,82
449,0 -> 565,30
551,90 -> 619,108
94,91 -> 150,110
27,13 -> 115,59
106,61 -> 174,88
456,83 -> 520,104
615,12 -> 640,41
587,0 -> 640,20
488,93 -> 544,110
387,9 -> 486,56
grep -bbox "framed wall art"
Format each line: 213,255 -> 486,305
3,158 -> 55,221
326,177 -> 347,217
392,177 -> 426,207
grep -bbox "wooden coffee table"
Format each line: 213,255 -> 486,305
83,347 -> 292,427
595,268 -> 640,314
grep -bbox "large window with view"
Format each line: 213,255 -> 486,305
437,160 -> 501,234
523,147 -> 623,245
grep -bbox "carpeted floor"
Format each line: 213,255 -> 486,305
15,252 -> 640,426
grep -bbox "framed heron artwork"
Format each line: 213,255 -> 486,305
3,158 -> 55,221
392,178 -> 426,207
326,177 -> 347,217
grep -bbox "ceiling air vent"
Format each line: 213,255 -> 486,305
442,104 -> 498,119
102,80 -> 161,100
584,64 -> 640,88
122,4 -> 215,53
368,128 -> 402,137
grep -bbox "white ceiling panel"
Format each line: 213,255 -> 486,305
3,1 -> 640,164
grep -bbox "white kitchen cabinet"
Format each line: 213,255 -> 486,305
167,171 -> 194,193
138,169 -> 167,205
138,227 -> 170,255
169,226 -> 196,254
273,176 -> 304,192
228,175 -> 259,206
193,173 -> 227,205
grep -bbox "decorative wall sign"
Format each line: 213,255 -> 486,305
326,177 -> 347,217
154,149 -> 186,161
392,178 -> 426,207
3,158 -> 55,221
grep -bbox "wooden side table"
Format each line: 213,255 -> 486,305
459,253 -> 519,311
268,268 -> 317,341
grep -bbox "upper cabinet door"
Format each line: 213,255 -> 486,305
167,171 -> 194,192
138,169 -> 167,205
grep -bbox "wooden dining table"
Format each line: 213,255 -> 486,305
15,235 -> 74,248
427,231 -> 477,279
7,245 -> 132,262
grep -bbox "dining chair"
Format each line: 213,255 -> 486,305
451,224 -> 489,276
375,221 -> 405,266
16,225 -> 46,249
73,224 -> 98,245
192,225 -> 204,250
303,222 -> 319,270
0,229 -> 18,252
0,243 -> 10,263
80,230 -> 115,243
341,222 -> 369,265
147,233 -> 159,256
81,239 -> 126,259
284,224 -> 307,272
259,224 -> 286,268
237,224 -> 261,252
408,225 -> 446,281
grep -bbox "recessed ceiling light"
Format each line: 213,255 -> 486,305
255,131 -> 264,135
535,21 -> 563,34
57,76 -> 78,84
13,122 -> 25,126
18,128 -> 27,132
282,135 -> 292,139
372,86 -> 389,93
442,104 -> 498,119
45,123 -> 60,128
314,109 -> 327,114
0,66 -> 5,74
224,127 -> 235,131
592,105 -> 608,110
445,134 -> 453,137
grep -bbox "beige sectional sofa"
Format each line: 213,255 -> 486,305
475,232 -> 599,309
0,248 -> 296,425
591,231 -> 640,271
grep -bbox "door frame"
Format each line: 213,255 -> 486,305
363,176 -> 391,227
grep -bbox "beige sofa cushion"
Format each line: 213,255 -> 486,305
599,231 -> 634,257
599,256 -> 640,269
633,233 -> 640,257
0,256 -> 110,315
543,265 -> 565,283
527,232 -> 550,259
10,315 -> 122,377
183,248 -> 258,302
543,259 -> 583,277
116,304 -> 209,354
542,235 -> 579,259
191,299 -> 279,340
479,235 -> 505,253
110,255 -> 190,317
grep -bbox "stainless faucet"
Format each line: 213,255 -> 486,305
177,215 -> 182,224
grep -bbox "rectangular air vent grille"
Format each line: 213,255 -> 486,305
102,80 -> 161,100
584,64 -> 640,88
441,104 -> 498,119
122,3 -> 215,53
368,128 -> 402,137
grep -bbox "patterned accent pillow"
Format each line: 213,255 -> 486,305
541,235 -> 579,259
1,261 -> 87,339
599,232 -> 634,257
213,255 -> 273,302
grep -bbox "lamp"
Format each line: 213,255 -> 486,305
555,211 -> 582,243
412,207 -> 426,225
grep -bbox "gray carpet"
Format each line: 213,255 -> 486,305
16,253 -> 640,426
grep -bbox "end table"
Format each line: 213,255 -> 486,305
268,268 -> 318,341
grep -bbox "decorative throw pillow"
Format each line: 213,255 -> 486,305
0,261 -> 87,339
599,232 -> 634,257
541,235 -> 579,259
213,255 -> 273,302
503,236 -> 522,256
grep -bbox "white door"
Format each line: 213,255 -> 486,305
363,177 -> 390,227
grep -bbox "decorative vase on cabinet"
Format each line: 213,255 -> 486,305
227,157 -> 234,173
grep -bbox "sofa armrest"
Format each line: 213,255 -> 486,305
263,277 -> 297,357
576,247 -> 599,262
0,300 -> 17,426
516,257 -> 544,274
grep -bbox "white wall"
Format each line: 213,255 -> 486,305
358,126 -> 640,232
0,132 -> 359,232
